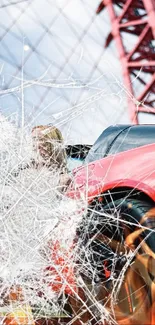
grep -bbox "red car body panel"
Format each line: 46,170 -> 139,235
67,143 -> 155,203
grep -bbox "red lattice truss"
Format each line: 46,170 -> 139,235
97,0 -> 155,124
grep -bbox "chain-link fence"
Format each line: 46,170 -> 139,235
0,0 -> 129,143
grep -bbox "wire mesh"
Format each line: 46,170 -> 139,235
0,0 -> 130,144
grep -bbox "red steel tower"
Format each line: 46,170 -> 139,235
96,0 -> 155,124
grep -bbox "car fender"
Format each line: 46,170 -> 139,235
86,178 -> 155,203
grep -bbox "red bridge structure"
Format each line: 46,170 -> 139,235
96,0 -> 155,124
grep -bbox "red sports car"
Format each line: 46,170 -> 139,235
7,125 -> 155,325
66,124 -> 155,325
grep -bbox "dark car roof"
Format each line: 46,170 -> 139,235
85,124 -> 155,163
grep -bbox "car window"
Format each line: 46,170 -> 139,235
67,157 -> 84,172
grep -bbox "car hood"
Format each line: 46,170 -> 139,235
67,143 -> 155,202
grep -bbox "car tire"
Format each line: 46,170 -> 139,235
78,197 -> 155,324
103,197 -> 155,253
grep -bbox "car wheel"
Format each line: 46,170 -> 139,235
77,197 -> 155,324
